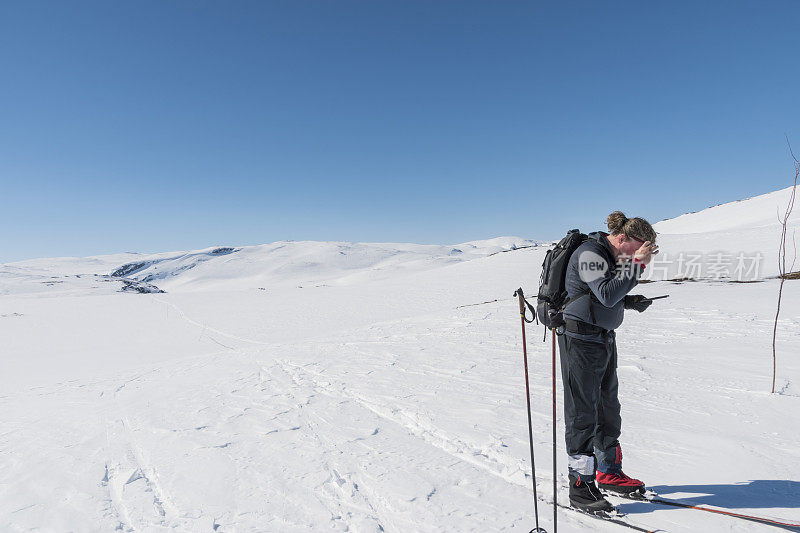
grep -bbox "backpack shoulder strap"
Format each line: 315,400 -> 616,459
562,290 -> 597,324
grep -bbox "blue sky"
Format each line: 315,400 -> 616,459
2,1 -> 799,261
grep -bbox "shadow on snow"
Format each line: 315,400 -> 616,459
617,480 -> 800,517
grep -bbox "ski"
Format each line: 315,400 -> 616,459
555,502 -> 659,532
606,490 -> 800,531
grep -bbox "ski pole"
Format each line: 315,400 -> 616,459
513,288 -> 547,533
551,328 -> 558,533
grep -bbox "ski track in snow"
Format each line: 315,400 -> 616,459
142,297 -> 535,532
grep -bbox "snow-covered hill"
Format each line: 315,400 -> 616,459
654,186 -> 799,234
651,186 -> 798,280
1,193 -> 799,532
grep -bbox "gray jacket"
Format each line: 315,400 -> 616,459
562,232 -> 643,340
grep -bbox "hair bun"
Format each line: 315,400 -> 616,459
606,211 -> 628,233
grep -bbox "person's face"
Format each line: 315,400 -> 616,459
618,235 -> 645,257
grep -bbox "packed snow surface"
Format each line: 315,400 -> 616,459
1,196 -> 799,532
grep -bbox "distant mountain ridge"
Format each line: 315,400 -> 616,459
1,238 -> 544,296
3,185 -> 797,292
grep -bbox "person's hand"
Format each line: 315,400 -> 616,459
633,241 -> 659,266
625,294 -> 652,312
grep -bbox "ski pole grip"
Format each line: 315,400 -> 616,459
514,287 -> 526,317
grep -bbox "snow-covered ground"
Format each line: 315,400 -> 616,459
1,194 -> 799,532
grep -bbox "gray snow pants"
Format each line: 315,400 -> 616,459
557,331 -> 622,477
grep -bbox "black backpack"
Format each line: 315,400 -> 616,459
536,229 -> 588,329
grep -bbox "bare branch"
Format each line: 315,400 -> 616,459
787,133 -> 799,164
773,136 -> 799,393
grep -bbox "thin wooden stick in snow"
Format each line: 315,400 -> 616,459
772,137 -> 799,393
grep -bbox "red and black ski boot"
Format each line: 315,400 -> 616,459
596,471 -> 645,495
569,474 -> 615,513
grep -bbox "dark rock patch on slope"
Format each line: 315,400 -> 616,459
119,279 -> 165,294
111,262 -> 151,277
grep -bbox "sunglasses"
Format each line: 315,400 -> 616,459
627,235 -> 656,247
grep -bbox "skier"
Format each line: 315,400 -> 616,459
559,211 -> 658,513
